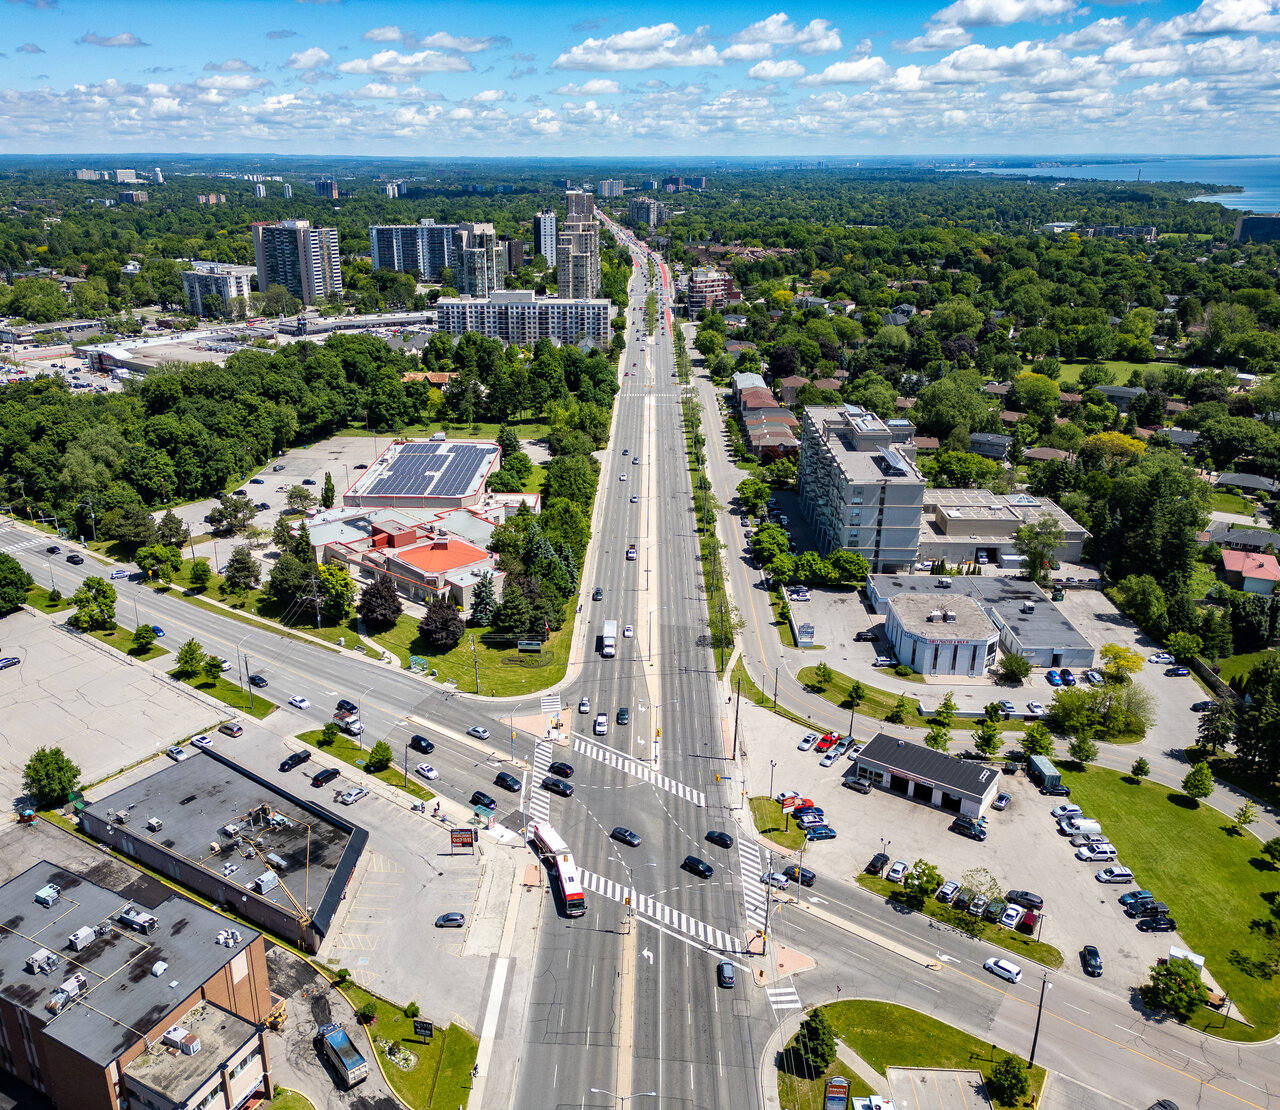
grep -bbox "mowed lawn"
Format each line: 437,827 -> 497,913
1062,766 -> 1279,1038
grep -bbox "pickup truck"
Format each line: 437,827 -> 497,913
316,1022 -> 368,1088
333,708 -> 365,737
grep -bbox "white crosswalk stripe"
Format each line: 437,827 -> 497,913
539,694 -> 562,714
525,741 -> 554,824
736,839 -> 767,930
767,985 -> 802,1013
572,738 -> 706,807
0,537 -> 45,554
579,868 -> 742,953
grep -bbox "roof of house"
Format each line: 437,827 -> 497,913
1222,549 -> 1280,581
738,386 -> 779,410
856,734 -> 1002,800
983,382 -> 1011,396
913,436 -> 940,449
778,375 -> 808,388
1217,472 -> 1279,492
1023,447 -> 1071,462
812,378 -> 841,390
1058,391 -> 1083,404
1096,384 -> 1146,399
894,396 -> 916,409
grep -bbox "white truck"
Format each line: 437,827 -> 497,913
601,620 -> 618,658
316,1022 -> 369,1088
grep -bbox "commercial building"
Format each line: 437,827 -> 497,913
344,437 -> 501,511
797,405 -> 925,573
853,734 -> 1003,818
437,290 -> 613,345
453,222 -> 506,296
867,573 -> 1095,669
917,489 -> 1089,566
181,261 -> 256,317
370,218 -> 457,280
597,179 -> 624,198
686,267 -> 738,311
884,594 -> 1000,676
78,747 -> 368,952
117,190 -> 148,204
0,859 -> 273,1110
533,209 -> 557,266
1235,214 -> 1280,244
0,318 -> 101,344
251,218 -> 343,307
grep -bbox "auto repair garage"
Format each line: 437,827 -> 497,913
853,733 -> 1003,818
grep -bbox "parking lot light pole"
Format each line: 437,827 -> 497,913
769,759 -> 776,800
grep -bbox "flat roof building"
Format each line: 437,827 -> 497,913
885,594 -> 1000,677
251,218 -> 343,307
918,489 -> 1089,565
78,748 -> 367,952
436,290 -> 613,346
369,219 -> 457,280
344,438 -> 501,511
181,261 -> 256,318
853,733 -> 1003,818
0,859 -> 272,1110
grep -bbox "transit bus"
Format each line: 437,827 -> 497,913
528,821 -> 587,918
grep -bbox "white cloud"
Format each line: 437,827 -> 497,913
795,56 -> 891,86
722,42 -> 775,61
1049,17 -> 1132,48
348,82 -> 442,100
409,31 -> 507,52
337,48 -> 473,77
194,74 -> 272,93
204,58 -> 259,73
552,22 -> 720,70
285,47 -> 331,70
894,25 -> 974,51
1159,0 -> 1280,38
363,25 -> 405,43
730,13 -> 842,55
748,59 -> 806,79
550,78 -> 622,94
928,0 -> 1081,27
471,88 -> 510,101
77,31 -> 148,48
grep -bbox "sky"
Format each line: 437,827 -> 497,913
2,0 -> 1280,156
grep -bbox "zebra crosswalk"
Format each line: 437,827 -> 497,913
0,534 -> 47,556
736,839 -> 767,931
572,738 -> 706,807
539,694 -> 562,714
525,741 -> 554,824
579,868 -> 742,953
767,985 -> 802,1013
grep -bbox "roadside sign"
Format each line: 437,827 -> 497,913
413,1018 -> 434,1040
451,828 -> 475,849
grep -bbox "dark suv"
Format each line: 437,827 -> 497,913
311,767 -> 339,787
410,735 -> 435,753
470,790 -> 497,810
950,817 -> 988,841
495,772 -> 522,793
279,751 -> 311,772
683,856 -> 713,879
783,865 -> 816,887
866,852 -> 890,876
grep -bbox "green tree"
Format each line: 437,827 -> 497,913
174,637 -> 205,678
828,549 -> 869,583
419,596 -> 465,648
189,558 -> 213,590
272,514 -> 294,550
286,485 -> 317,513
1013,517 -> 1066,585
791,1008 -> 837,1077
1141,956 -> 1208,1020
357,575 -> 402,630
736,477 -> 770,518
1197,699 -> 1235,754
1165,630 -> 1203,662
811,662 -> 834,691
156,508 -> 190,548
317,563 -> 356,620
135,543 -> 183,582
1234,800 -> 1258,834
22,746 -> 80,808
130,623 -> 157,653
986,1056 -> 1030,1104
1263,837 -> 1280,865
972,718 -> 1004,758
1099,642 -> 1145,680
1182,760 -> 1214,801
0,552 -> 34,614
901,858 -> 943,909
322,471 -> 336,509
1022,722 -> 1055,758
470,572 -> 498,626
1068,735 -> 1099,763
319,721 -> 340,747
996,651 -> 1032,684
885,695 -> 910,724
222,545 -> 260,594
69,576 -> 117,632
934,692 -> 957,728
208,495 -> 256,536
367,740 -> 394,773
1131,756 -> 1150,780
925,725 -> 952,751
202,653 -> 225,684
846,680 -> 865,710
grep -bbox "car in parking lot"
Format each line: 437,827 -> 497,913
435,912 -> 465,929
969,894 -> 990,917
191,733 -> 212,747
541,776 -> 574,797
280,751 -> 311,772
1075,844 -> 1117,861
954,888 -> 974,912
846,743 -> 865,761
1006,889 -> 1044,911
1051,803 -> 1083,820
218,722 -> 243,738
1046,669 -> 1063,686
339,786 -> 369,805
288,695 -> 311,710
983,957 -> 1023,984
1191,700 -> 1216,712
854,630 -> 877,642
593,712 -> 608,735
873,655 -> 896,667
1165,666 -> 1190,677
819,749 -> 841,768
1119,889 -> 1155,906
1125,899 -> 1170,919
844,777 -> 873,793
999,904 -> 1024,929
302,478 -> 316,485
683,856 -> 713,878
950,817 -> 988,841
1137,916 -> 1177,932
998,700 -> 1016,714
805,825 -> 838,841
797,813 -> 828,830
886,859 -> 909,883
611,827 -> 642,847
866,853 -> 889,875
1040,783 -> 1071,797
706,830 -> 734,849
1026,701 -> 1045,714
467,725 -> 491,740
1070,833 -> 1109,847
249,477 -> 265,485
1082,945 -> 1103,976
797,733 -> 819,751
992,793 -> 1011,810
1085,669 -> 1105,686
936,879 -> 959,902
495,771 -> 522,793
783,865 -> 816,887
814,732 -> 841,752
354,463 -> 368,470
165,746 -> 188,762
1149,652 -> 1174,664
1096,867 -> 1134,886
311,767 -> 339,787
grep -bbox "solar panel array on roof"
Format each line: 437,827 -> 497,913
363,441 -> 495,500
877,445 -> 909,476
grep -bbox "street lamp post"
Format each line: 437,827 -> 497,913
769,759 -> 776,800
773,664 -> 779,710
1027,971 -> 1053,1069
589,1089 -> 657,1109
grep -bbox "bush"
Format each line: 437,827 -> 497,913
366,740 -> 393,773
404,1001 -> 420,1019
48,587 -> 62,603
894,663 -> 913,678
356,1001 -> 377,1025
986,1055 -> 1029,1103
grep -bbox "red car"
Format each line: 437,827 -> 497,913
814,732 -> 842,753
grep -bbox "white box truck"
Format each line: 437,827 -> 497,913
601,620 -> 618,658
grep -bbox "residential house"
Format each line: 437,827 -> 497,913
777,375 -> 809,405
969,432 -> 1013,460
1222,549 -> 1280,594
1216,472 -> 1279,494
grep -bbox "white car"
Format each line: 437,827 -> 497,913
873,655 -> 896,667
1051,803 -> 1083,820
984,957 -> 1023,984
218,657 -> 232,672
414,763 -> 439,781
1026,701 -> 1045,714
467,725 -> 491,741
579,697 -> 591,714
797,732 -> 819,751
1076,844 -> 1118,862
819,749 -> 841,768
999,904 -> 1024,929
623,625 -> 634,638
761,872 -> 790,890
594,712 -> 608,735
619,473 -> 628,481
846,743 -> 865,761
191,734 -> 213,747
1096,866 -> 1134,884
288,695 -> 311,710
165,746 -> 188,762
886,859 -> 909,883
1148,652 -> 1174,664
775,789 -> 801,804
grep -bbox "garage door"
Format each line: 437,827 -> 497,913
889,773 -> 909,795
911,781 -> 933,803
940,793 -> 962,813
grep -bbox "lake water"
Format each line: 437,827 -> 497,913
965,157 -> 1280,213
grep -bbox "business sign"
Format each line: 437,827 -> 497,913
450,828 -> 475,848
823,1076 -> 849,1110
413,1018 -> 434,1040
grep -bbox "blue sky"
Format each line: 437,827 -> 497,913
3,0 -> 1280,155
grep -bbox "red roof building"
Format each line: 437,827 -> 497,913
1222,549 -> 1280,593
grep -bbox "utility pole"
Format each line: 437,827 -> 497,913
1028,971 -> 1052,1068
245,655 -> 254,712
732,678 -> 741,760
773,665 -> 779,710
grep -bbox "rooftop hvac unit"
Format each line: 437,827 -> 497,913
67,926 -> 96,952
1021,600 -> 1036,614
26,948 -> 59,975
45,973 -> 87,1015
253,872 -> 279,895
151,960 -> 168,977
113,809 -> 130,825
146,817 -> 163,832
265,852 -> 288,871
163,1024 -> 201,1055
944,610 -> 957,623
221,823 -> 241,838
215,929 -> 244,948
927,608 -> 943,622
119,905 -> 159,935
34,884 -> 61,907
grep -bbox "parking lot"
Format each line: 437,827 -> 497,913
0,608 -> 221,801
739,698 -> 1187,990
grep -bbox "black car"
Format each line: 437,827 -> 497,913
280,751 -> 311,772
617,706 -> 630,725
548,761 -> 574,779
336,698 -> 358,714
1039,784 -> 1072,797
1190,700 -> 1216,712
611,826 -> 641,847
783,865 -> 816,887
866,852 -> 890,875
1137,916 -> 1177,932
1081,945 -> 1103,977
1007,889 -> 1044,911
470,790 -> 497,810
716,960 -> 735,988
950,819 -> 988,841
256,502 -> 270,511
354,463 -> 368,470
854,630 -> 877,642
705,830 -> 734,849
683,856 -> 713,878
495,771 -> 523,793
1165,666 -> 1190,677
66,553 -> 84,565
591,587 -> 603,601
302,478 -> 316,485
541,776 -> 574,797
410,734 -> 435,753
45,545 -> 60,554
248,674 -> 268,688
312,767 -> 339,787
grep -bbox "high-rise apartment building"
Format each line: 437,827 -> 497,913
117,190 -> 148,204
314,178 -> 338,199
557,188 -> 600,300
369,219 -> 459,279
597,179 -> 624,198
252,218 -> 343,306
797,405 -> 925,572
282,183 -> 293,199
628,196 -> 669,228
197,194 -> 227,205
437,290 -> 613,346
533,210 -> 557,267
253,183 -> 266,198
453,222 -> 506,296
114,168 -> 138,183
153,167 -> 164,185
687,267 -> 737,311
505,238 -> 525,272
565,189 -> 594,220
182,261 -> 257,317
